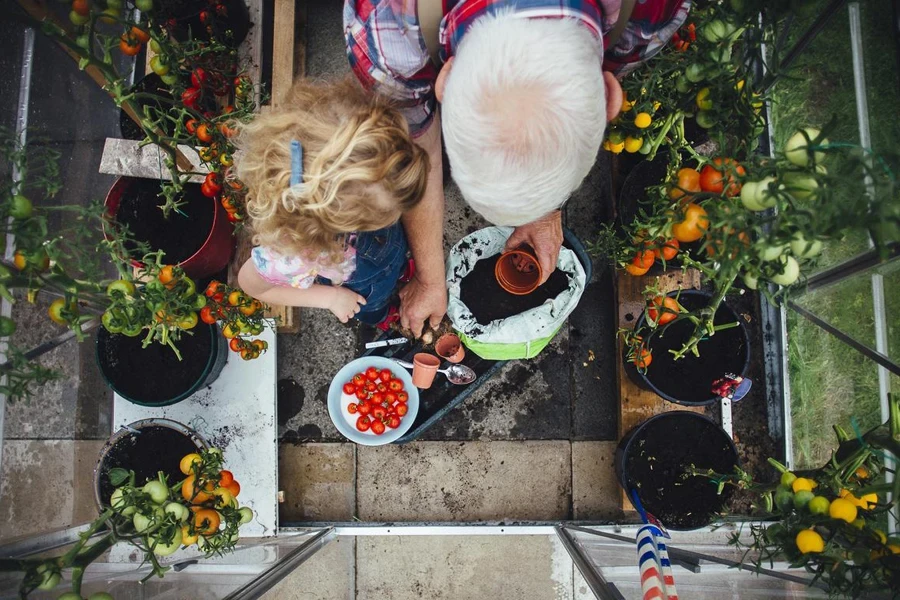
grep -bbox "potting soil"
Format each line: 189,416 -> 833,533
97,324 -> 214,404
116,179 -> 215,264
97,425 -> 200,506
623,413 -> 737,530
644,293 -> 747,404
459,254 -> 569,325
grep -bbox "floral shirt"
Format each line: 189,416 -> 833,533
251,245 -> 357,289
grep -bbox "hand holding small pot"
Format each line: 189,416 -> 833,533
494,245 -> 542,295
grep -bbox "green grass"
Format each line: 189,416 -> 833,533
767,0 -> 900,468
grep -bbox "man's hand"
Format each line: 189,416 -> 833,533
504,210 -> 564,284
399,276 -> 447,338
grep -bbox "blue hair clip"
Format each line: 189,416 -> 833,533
290,139 -> 304,187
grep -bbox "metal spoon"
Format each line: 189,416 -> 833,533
392,359 -> 477,385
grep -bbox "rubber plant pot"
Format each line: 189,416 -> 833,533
624,290 -> 750,406
96,322 -> 228,407
104,176 -> 234,279
94,418 -> 207,511
615,411 -> 739,530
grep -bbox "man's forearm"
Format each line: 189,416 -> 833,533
402,114 -> 446,285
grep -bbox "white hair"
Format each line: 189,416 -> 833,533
441,12 -> 606,226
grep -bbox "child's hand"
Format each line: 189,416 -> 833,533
329,287 -> 367,323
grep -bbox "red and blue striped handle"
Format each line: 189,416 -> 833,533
637,525 -> 678,600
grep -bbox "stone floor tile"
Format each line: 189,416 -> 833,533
572,441 -> 622,521
279,443 -> 356,523
357,441 -> 571,521
305,0 -> 351,80
0,440 -> 105,543
264,536 -> 355,600
357,535 -> 573,600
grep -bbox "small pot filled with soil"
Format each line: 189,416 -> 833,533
616,411 -> 739,530
104,176 -> 234,279
96,322 -> 227,406
94,418 -> 207,511
625,290 -> 750,405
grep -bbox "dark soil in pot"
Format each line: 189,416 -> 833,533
618,411 -> 738,530
460,254 -> 569,325
156,0 -> 250,45
119,74 -> 172,141
116,179 -> 215,264
638,291 -> 749,404
96,424 -> 202,507
96,323 -> 217,405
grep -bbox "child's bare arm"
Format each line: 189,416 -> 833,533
237,259 -> 366,322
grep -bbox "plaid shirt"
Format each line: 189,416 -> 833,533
344,0 -> 690,136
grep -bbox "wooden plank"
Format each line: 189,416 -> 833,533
615,267 -> 704,511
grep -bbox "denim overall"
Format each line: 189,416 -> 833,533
316,222 -> 409,325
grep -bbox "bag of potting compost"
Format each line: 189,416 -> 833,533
446,226 -> 587,360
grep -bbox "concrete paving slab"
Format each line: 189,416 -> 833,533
306,0 -> 350,79
571,441 -> 622,521
277,308 -> 358,442
444,180 -> 491,254
357,441 -> 571,521
420,331 -> 573,441
0,440 -> 104,543
264,536 -> 355,600
568,268 -> 619,441
279,443 -> 356,523
356,535 -> 573,600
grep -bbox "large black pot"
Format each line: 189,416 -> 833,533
156,0 -> 250,45
615,411 -> 739,530
624,290 -> 750,405
96,322 -> 227,407
94,418 -> 207,510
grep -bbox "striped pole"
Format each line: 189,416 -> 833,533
636,525 -> 678,600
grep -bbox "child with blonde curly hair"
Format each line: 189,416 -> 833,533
235,78 -> 429,325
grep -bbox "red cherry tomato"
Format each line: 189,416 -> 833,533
356,416 -> 371,432
199,306 -> 216,324
379,368 -> 392,382
388,380 -> 403,392
352,374 -> 366,386
397,391 -> 409,403
387,415 -> 401,429
372,406 -> 387,420
396,403 -> 408,416
355,389 -> 368,401
371,392 -> 385,405
342,383 -> 356,395
385,392 -> 397,404
357,403 -> 372,415
347,403 -> 358,414
371,420 -> 386,435
365,367 -> 379,380
376,383 -> 388,393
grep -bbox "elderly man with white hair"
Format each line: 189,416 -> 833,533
345,0 -> 691,337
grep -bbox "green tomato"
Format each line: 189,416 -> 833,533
707,45 -> 732,65
76,34 -> 91,50
69,10 -> 90,25
121,323 -> 144,337
781,171 -> 819,200
675,75 -> 691,94
107,279 -> 136,296
740,177 -> 777,211
694,110 -> 716,129
106,0 -> 123,8
101,310 -> 123,334
57,593 -> 82,600
758,243 -> 789,262
36,564 -> 61,590
701,19 -> 729,42
181,276 -> 196,298
160,72 -> 179,86
808,496 -> 830,515
192,294 -> 208,310
742,272 -> 759,290
135,0 -> 154,11
784,128 -> 827,166
143,479 -> 170,504
780,471 -> 797,488
149,39 -> 161,53
111,487 -> 136,517
238,506 -> 254,524
790,233 -> 823,258
793,490 -> 815,510
771,255 -> 801,286
774,488 -> 794,513
151,527 -> 183,556
685,63 -> 705,83
88,593 -> 115,600
149,55 -> 169,76
133,512 -> 154,533
164,502 -> 190,523
0,316 -> 15,337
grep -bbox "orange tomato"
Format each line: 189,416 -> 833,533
668,167 -> 701,202
647,296 -> 680,325
72,0 -> 89,15
119,35 -> 142,56
631,249 -> 655,270
158,265 -> 177,288
624,263 -> 650,277
181,474 -> 214,503
130,26 -> 150,42
632,346 -> 652,369
671,203 -> 709,243
699,158 -> 745,196
226,480 -> 241,498
218,470 -> 234,487
181,524 -> 199,546
653,239 -> 680,261
193,508 -> 221,535
196,123 -> 213,144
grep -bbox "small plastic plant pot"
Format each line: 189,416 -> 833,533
435,333 -> 465,363
412,353 -> 441,389
494,247 -> 542,295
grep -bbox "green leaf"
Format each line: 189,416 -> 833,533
108,467 -> 129,487
77,57 -> 89,71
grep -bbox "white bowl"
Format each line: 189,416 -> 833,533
327,356 -> 419,445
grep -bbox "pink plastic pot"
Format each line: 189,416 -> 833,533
435,333 -> 465,364
412,353 -> 441,389
103,176 -> 235,279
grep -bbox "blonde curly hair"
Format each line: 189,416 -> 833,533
234,78 -> 429,268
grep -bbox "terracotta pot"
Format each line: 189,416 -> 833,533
412,353 -> 441,389
494,246 -> 542,295
104,176 -> 235,280
435,333 -> 465,363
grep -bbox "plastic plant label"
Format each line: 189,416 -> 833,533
712,374 -> 752,402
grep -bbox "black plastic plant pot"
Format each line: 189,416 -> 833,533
624,290 -> 750,406
156,0 -> 250,45
615,411 -> 739,530
94,418 -> 207,511
96,322 -> 227,407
